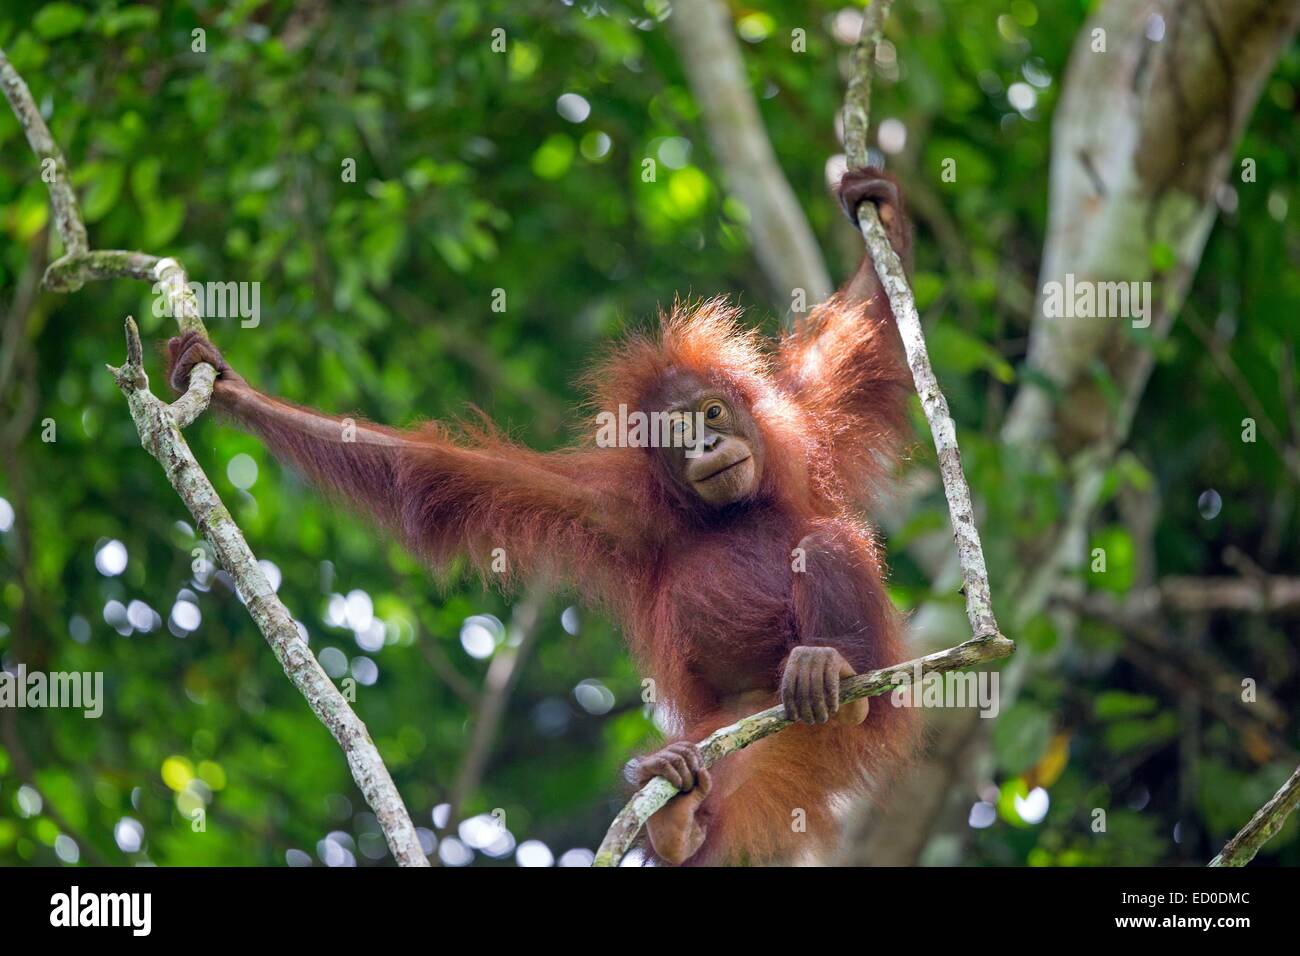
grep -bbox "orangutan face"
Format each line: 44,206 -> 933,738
655,372 -> 764,508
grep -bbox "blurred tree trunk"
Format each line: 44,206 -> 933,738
842,0 -> 1300,865
667,0 -> 833,312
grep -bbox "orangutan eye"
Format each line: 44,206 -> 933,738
703,400 -> 727,422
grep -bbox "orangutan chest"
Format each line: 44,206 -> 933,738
656,527 -> 799,692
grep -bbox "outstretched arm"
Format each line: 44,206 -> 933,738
167,333 -> 640,586
777,168 -> 914,486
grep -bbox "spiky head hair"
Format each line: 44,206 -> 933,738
582,298 -> 848,519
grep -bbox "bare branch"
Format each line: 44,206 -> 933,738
417,630 -> 482,709
0,46 -> 429,867
1210,763 -> 1300,866
1158,576 -> 1300,615
1062,589 -> 1291,757
1070,575 -> 1300,619
1185,311 -> 1300,484
109,315 -> 428,865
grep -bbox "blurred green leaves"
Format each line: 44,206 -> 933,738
0,0 -> 1296,870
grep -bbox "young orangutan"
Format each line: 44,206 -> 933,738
167,168 -> 918,865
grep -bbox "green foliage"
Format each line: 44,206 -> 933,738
0,0 -> 1296,868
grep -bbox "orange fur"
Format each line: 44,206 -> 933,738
185,234 -> 918,866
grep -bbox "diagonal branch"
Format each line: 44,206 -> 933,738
443,585 -> 549,833
0,48 -> 87,257
1210,762 -> 1300,866
593,633 -> 1013,866
0,46 -> 428,867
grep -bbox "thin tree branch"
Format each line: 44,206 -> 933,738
109,317 -> 428,867
418,630 -> 482,709
383,287 -> 565,434
846,0 -> 1003,644
841,0 -> 889,169
1061,589 -> 1291,758
1071,575 -> 1300,618
0,229 -> 47,654
42,249 -> 163,294
1210,762 -> 1300,866
0,706 -> 110,865
0,46 -> 429,866
0,225 -> 46,401
593,633 -> 1014,866
443,586 -> 549,831
1184,310 -> 1300,484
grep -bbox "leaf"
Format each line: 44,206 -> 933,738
666,167 -> 712,219
432,232 -> 471,273
1103,713 -> 1178,754
361,220 -> 405,286
101,5 -> 160,36
33,3 -> 87,40
1028,733 -> 1071,787
129,156 -> 163,204
11,189 -> 50,240
911,271 -> 945,310
532,134 -> 575,180
996,776 -> 1031,828
1094,690 -> 1158,720
927,323 -> 1016,383
78,161 -> 125,222
142,197 -> 184,248
1088,525 -> 1135,594
993,702 -> 1054,775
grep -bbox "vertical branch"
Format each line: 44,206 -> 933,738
110,317 -> 429,866
844,0 -> 1005,643
841,0 -> 890,168
0,46 -> 429,866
